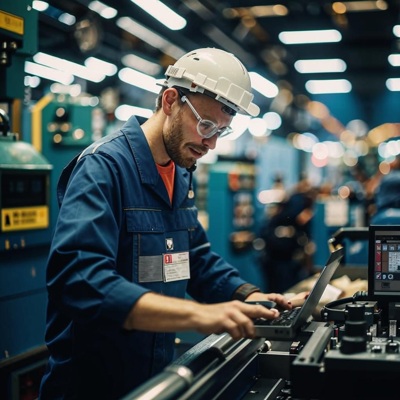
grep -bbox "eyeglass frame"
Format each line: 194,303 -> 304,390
175,88 -> 234,139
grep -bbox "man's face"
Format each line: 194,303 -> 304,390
163,93 -> 233,169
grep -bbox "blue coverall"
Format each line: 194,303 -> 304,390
39,116 -> 248,399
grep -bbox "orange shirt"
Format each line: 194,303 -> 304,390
156,161 -> 175,203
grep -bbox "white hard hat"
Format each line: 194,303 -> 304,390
163,48 -> 260,117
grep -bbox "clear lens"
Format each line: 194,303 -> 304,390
197,120 -> 217,138
197,122 -> 234,138
181,93 -> 234,139
218,126 -> 234,138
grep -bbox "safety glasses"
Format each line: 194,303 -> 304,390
179,92 -> 233,139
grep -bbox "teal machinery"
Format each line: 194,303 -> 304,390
0,2 -> 52,399
0,2 -> 108,398
0,112 -> 52,399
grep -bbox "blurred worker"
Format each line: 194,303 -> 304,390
370,168 -> 400,224
259,179 -> 317,293
39,48 -> 307,400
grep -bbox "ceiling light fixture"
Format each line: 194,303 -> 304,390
118,68 -> 160,93
121,54 -> 161,75
117,17 -> 185,59
294,58 -> 347,73
305,79 -> 352,94
332,1 -> 388,13
32,1 -> 48,12
388,54 -> 400,67
279,29 -> 342,44
129,0 -> 187,30
85,57 -> 118,76
223,5 -> 288,18
88,1 -> 118,19
33,52 -> 106,82
249,72 -> 279,98
32,1 -> 75,25
386,78 -> 400,91
25,61 -> 74,85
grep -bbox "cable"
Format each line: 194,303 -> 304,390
320,291 -> 369,322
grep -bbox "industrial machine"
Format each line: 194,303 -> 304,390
121,295 -> 399,400
0,2 -> 52,399
0,109 -> 52,399
0,2 -> 107,398
122,225 -> 400,400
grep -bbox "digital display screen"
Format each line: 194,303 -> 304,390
369,226 -> 400,299
1,172 -> 48,208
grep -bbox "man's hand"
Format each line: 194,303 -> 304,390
123,292 -> 283,340
191,300 -> 280,340
245,291 -> 310,310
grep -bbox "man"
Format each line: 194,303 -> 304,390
39,48 -> 307,399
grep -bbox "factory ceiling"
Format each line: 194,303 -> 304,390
36,0 -> 400,140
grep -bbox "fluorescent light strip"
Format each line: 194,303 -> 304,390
33,52 -> 105,82
394,25 -> 400,38
118,68 -> 160,93
121,54 -> 161,75
117,17 -> 185,59
88,1 -> 118,19
337,1 -> 388,12
294,58 -> 347,73
130,0 -> 186,30
33,1 -> 75,25
386,78 -> 400,91
25,61 -> 74,85
249,72 -> 279,98
388,54 -> 400,67
32,1 -> 48,12
85,57 -> 118,76
279,29 -> 342,44
305,79 -> 352,94
58,13 -> 76,25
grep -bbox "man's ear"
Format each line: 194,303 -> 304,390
162,88 -> 179,116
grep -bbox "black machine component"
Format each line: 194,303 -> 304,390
124,301 -> 400,400
291,323 -> 334,399
121,333 -> 268,400
122,226 -> 400,400
292,296 -> 400,400
323,300 -> 400,400
320,291 -> 376,324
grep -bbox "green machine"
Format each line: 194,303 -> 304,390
0,2 -> 52,399
0,110 -> 52,399
0,0 -> 37,101
0,113 -> 52,240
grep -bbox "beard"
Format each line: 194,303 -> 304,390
163,110 -> 205,169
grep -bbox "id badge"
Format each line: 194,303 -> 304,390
163,251 -> 190,282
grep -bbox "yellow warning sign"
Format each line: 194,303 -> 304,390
0,10 -> 24,36
1,206 -> 49,231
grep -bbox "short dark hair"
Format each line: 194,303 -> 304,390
155,86 -> 167,112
